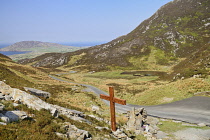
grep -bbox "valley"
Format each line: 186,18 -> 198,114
1,0 -> 210,139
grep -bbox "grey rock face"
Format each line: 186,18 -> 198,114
24,87 -> 51,98
50,108 -> 59,118
0,81 -> 85,122
0,122 -> 7,125
0,113 -> 10,123
4,111 -> 28,122
67,124 -> 91,140
0,111 -> 28,123
126,107 -> 147,131
112,129 -> 132,140
57,122 -> 91,140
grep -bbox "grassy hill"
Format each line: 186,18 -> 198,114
0,41 -> 85,61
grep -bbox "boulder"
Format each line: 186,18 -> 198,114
4,95 -> 12,101
50,108 -> 59,118
0,113 -> 10,123
24,87 -> 51,98
126,107 -> 147,131
198,123 -> 206,127
55,132 -> 68,139
91,105 -> 99,111
5,111 -> 28,122
66,124 -> 91,140
111,129 -> 133,140
0,122 -> 7,125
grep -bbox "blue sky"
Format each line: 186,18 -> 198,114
0,0 -> 172,44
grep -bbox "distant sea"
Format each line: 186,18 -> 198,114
0,42 -> 106,56
59,41 -> 106,47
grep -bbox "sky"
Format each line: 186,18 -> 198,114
0,0 -> 172,45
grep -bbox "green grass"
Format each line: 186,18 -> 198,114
133,78 -> 210,105
158,120 -> 210,133
85,71 -> 134,79
85,71 -> 159,81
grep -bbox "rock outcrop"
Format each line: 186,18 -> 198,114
24,87 -> 51,98
125,107 -> 162,139
0,81 -> 93,139
55,122 -> 92,140
0,111 -> 29,123
0,81 -> 85,122
126,107 -> 147,131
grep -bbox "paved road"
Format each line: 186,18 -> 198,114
50,75 -> 210,126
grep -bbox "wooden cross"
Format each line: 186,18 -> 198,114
100,87 -> 126,131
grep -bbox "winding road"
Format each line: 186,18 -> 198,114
50,75 -> 210,126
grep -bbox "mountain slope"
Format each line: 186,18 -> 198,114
19,0 -> 210,77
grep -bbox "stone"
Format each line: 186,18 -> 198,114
24,87 -> 51,98
95,126 -> 109,131
5,111 -> 28,122
0,113 -> 10,123
55,132 -> 68,139
112,129 -> 128,139
126,107 -> 147,131
4,95 -> 12,101
91,105 -> 99,111
0,122 -> 7,125
50,108 -> 59,118
198,123 -> 206,127
126,108 -> 136,131
67,125 -> 91,140
13,103 -> 19,107
88,114 -> 104,121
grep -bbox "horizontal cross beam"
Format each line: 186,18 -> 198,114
100,94 -> 126,105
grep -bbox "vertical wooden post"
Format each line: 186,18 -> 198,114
109,87 -> 116,131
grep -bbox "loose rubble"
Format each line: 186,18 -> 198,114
56,122 -> 92,140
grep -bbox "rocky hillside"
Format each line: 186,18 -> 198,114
19,0 -> 210,78
0,53 -> 113,139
